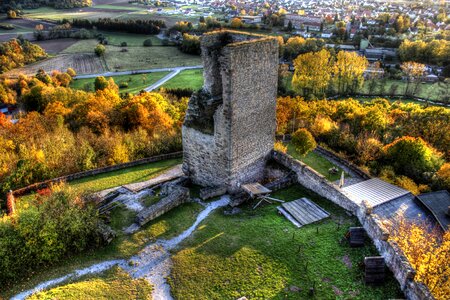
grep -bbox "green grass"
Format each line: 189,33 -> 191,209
361,79 -> 449,102
19,158 -> 181,205
2,200 -> 203,299
161,69 -> 204,90
62,39 -> 101,53
69,158 -> 181,194
28,267 -> 152,300
169,184 -> 402,299
104,45 -> 202,71
22,7 -> 126,21
97,31 -> 163,46
70,71 -> 170,94
287,143 -> 346,182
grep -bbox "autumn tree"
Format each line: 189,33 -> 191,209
291,128 -> 317,157
94,76 -> 109,91
388,217 -> 450,300
292,49 -> 332,99
230,18 -> 243,29
401,61 -> 426,96
333,51 -> 368,95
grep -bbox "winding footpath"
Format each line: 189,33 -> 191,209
11,196 -> 230,300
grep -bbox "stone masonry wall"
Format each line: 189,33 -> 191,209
272,150 -> 434,300
183,31 -> 279,193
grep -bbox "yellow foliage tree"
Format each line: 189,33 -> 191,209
388,217 -> 450,299
292,49 -> 332,99
333,51 -> 368,95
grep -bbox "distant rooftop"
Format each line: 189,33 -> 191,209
416,191 -> 450,231
342,178 -> 411,207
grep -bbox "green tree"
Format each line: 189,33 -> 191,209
94,76 -> 109,91
382,136 -> 443,182
291,128 -> 317,157
94,44 -> 106,57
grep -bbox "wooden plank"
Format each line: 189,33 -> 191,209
282,202 -> 312,225
290,201 -> 319,222
302,198 -> 330,218
277,206 -> 301,228
297,200 -> 323,221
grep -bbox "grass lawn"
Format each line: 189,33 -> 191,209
28,267 -> 152,300
169,184 -> 402,299
62,39 -> 101,53
18,158 -> 181,205
287,143 -> 346,182
96,31 -> 163,46
104,45 -> 202,71
22,7 -> 125,21
71,71 -> 170,94
161,69 -> 204,90
3,199 -> 203,299
361,79 -> 449,102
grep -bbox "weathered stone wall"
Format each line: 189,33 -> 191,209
136,186 -> 190,226
183,31 -> 279,193
271,150 -> 359,213
272,150 -> 434,300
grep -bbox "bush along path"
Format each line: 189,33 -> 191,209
11,196 -> 230,300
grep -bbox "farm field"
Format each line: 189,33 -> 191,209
5,53 -> 106,76
104,45 -> 202,71
35,38 -> 79,54
62,39 -> 101,53
22,7 -> 131,21
95,31 -> 164,46
161,69 -> 204,90
71,71 -> 171,94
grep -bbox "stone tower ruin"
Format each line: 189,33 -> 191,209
182,30 -> 279,193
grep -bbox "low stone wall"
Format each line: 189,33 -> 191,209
136,186 -> 190,226
12,152 -> 183,197
271,150 -> 434,300
271,150 -> 359,213
315,146 -> 372,180
356,208 -> 434,300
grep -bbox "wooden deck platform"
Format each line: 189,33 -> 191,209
278,198 -> 330,228
242,183 -> 271,198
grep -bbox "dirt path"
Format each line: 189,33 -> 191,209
11,196 -> 230,300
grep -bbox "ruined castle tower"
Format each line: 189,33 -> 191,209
182,31 -> 279,193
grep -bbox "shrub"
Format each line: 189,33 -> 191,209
119,81 -> 129,89
0,184 -> 105,285
274,141 -> 287,153
121,42 -> 127,47
382,136 -> 443,182
143,39 -> 153,47
291,128 -> 317,157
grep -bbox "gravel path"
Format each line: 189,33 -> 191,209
11,196 -> 230,300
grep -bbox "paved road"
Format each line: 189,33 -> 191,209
74,65 -> 202,79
